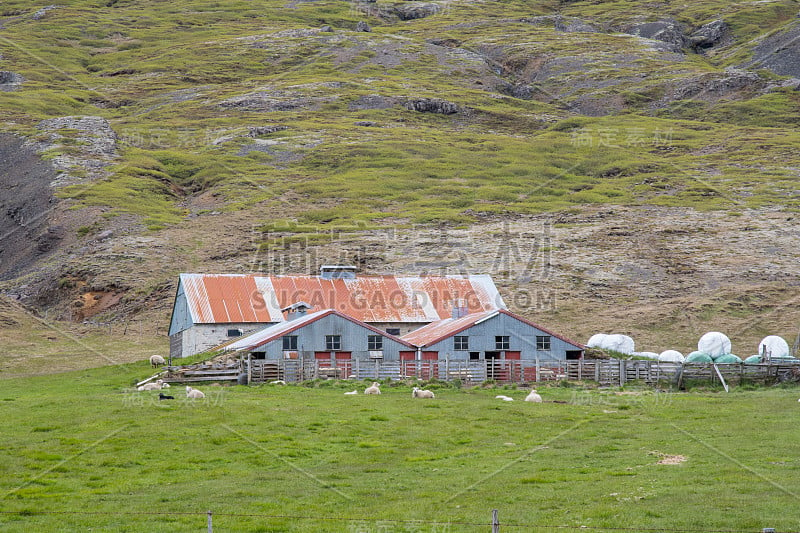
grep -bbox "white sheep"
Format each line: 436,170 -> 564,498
185,386 -> 205,399
344,390 -> 358,395
149,355 -> 166,368
495,395 -> 513,402
161,382 -> 170,388
269,380 -> 286,385
364,382 -> 381,395
412,387 -> 435,399
524,389 -> 542,403
137,379 -> 164,391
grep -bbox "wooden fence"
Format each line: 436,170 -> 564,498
243,358 -> 800,387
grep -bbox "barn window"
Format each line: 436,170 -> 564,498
368,335 -> 383,350
326,335 -> 341,351
386,328 -> 401,336
536,336 -> 551,351
227,329 -> 243,337
495,336 -> 510,350
454,336 -> 469,351
282,335 -> 298,350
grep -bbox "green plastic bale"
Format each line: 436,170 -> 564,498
685,351 -> 713,363
770,353 -> 798,360
744,355 -> 761,364
714,353 -> 742,364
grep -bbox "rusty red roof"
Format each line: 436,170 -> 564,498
225,309 -> 415,351
401,309 -> 585,349
179,273 -> 504,324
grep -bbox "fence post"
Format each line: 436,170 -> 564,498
247,354 -> 251,385
207,510 -> 212,533
491,509 -> 499,533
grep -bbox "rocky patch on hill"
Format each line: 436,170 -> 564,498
0,71 -> 23,91
746,19 -> 800,77
0,134 -> 59,281
35,116 -> 118,185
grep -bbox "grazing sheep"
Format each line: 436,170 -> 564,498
158,392 -> 174,400
412,387 -> 435,399
495,395 -> 513,402
364,382 -> 381,395
161,382 -> 170,388
150,355 -> 166,368
524,390 -> 542,403
185,386 -> 205,399
269,380 -> 286,385
137,379 -> 164,391
344,390 -> 358,395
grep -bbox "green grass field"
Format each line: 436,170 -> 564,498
0,362 -> 799,532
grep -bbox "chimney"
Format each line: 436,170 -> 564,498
451,299 -> 468,319
320,265 -> 358,280
281,302 -> 312,321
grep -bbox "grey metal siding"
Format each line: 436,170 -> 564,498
425,313 -> 578,361
168,284 -> 193,336
251,314 -> 409,360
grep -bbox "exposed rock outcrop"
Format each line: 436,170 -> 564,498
35,116 -> 118,184
667,68 -> 765,103
355,21 -> 371,32
689,19 -> 730,49
32,5 -> 57,20
624,19 -> 686,52
249,125 -> 288,137
745,20 -> 800,77
387,3 -> 441,21
0,71 -> 24,91
404,97 -> 460,114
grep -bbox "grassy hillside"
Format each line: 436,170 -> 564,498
1,366 -> 800,531
1,0 -> 799,227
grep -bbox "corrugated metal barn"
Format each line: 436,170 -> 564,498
168,267 -> 506,358
401,309 -> 584,362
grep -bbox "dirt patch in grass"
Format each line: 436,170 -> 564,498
651,451 -> 687,465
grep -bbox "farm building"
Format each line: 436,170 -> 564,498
225,307 -> 416,362
401,309 -> 584,362
168,267 -> 505,358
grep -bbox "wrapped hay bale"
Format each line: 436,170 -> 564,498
714,353 -> 742,364
685,351 -> 713,363
698,332 -> 731,359
758,336 -> 790,359
636,351 -> 660,360
658,350 -> 685,363
743,355 -> 761,365
586,333 -> 608,348
603,334 -> 635,355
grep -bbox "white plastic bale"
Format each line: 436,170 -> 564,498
697,332 -> 731,358
658,350 -> 685,363
603,334 -> 635,355
758,335 -> 790,358
586,333 -> 608,348
636,351 -> 660,360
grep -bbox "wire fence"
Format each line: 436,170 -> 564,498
0,509 -> 791,533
